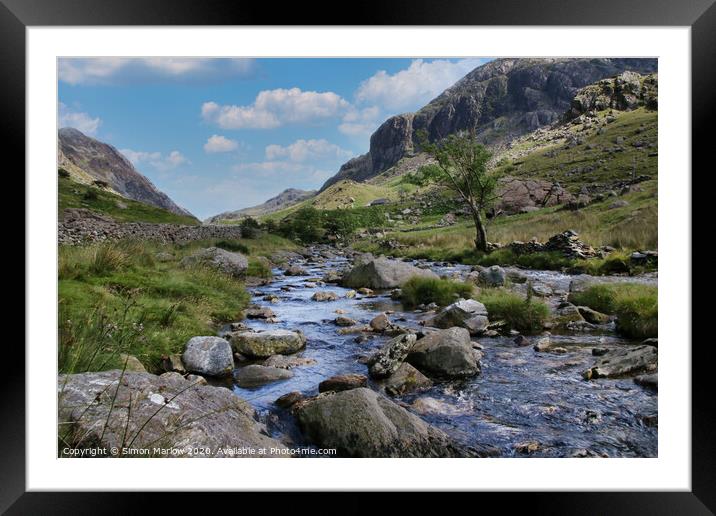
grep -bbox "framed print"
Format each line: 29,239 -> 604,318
5,0 -> 713,511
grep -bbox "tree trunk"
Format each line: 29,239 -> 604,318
472,209 -> 488,252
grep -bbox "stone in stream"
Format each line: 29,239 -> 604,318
345,290 -> 357,299
533,336 -> 553,352
577,306 -> 611,324
382,362 -> 433,396
185,374 -> 208,386
582,345 -> 657,380
179,247 -> 248,278
335,316 -> 357,327
284,265 -> 307,276
230,329 -> 307,358
426,299 -> 489,335
322,270 -> 342,283
478,265 -> 506,287
634,373 -> 658,391
341,257 -> 439,289
295,387 -> 466,457
366,333 -> 417,379
58,370 -> 287,456
531,283 -> 553,297
406,327 -> 480,379
357,287 -> 374,296
318,374 -> 368,393
244,305 -> 276,319
182,336 -> 234,377
275,391 -> 305,409
311,291 -> 339,302
262,354 -> 317,369
370,313 -> 391,332
235,364 -> 294,388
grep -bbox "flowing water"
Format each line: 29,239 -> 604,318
219,248 -> 657,458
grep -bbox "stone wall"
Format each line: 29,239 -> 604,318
58,209 -> 243,245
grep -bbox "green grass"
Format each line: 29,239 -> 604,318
59,176 -> 199,225
477,289 -> 550,334
58,234 -> 295,373
400,277 -> 474,308
568,283 -> 657,339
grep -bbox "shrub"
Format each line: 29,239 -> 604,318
239,217 -> 262,239
569,283 -> 657,339
478,289 -> 550,334
215,239 -> 250,254
401,277 -> 474,308
83,188 -> 99,201
247,257 -> 273,278
279,207 -> 324,243
58,167 -> 70,178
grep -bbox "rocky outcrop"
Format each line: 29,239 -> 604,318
426,299 -> 489,335
341,257 -> 439,289
566,72 -> 658,119
321,58 -> 656,189
295,388 -> 466,457
58,128 -> 192,217
407,327 -> 481,378
509,230 -> 599,259
180,247 -> 248,278
58,209 -> 242,246
205,188 -> 316,223
230,330 -> 307,358
58,370 -> 287,456
182,336 -> 234,377
496,177 -> 574,214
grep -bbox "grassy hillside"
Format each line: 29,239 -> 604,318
58,234 -> 298,374
59,175 -> 200,225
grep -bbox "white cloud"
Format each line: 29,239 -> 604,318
59,58 -> 256,85
338,105 -> 382,136
58,102 -> 101,135
355,58 -> 487,112
265,139 -> 353,162
121,148 -> 188,171
204,134 -> 240,153
202,88 -> 350,130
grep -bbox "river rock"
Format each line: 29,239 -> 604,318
120,354 -> 146,373
370,313 -> 391,332
533,336 -> 553,352
335,316 -> 357,326
318,374 -> 368,393
366,333 -> 417,379
426,298 -> 489,335
478,265 -> 506,287
230,330 -> 306,358
341,257 -> 439,289
275,391 -> 304,409
180,247 -> 248,278
235,365 -> 294,387
407,327 -> 480,378
182,336 -> 234,377
58,370 -> 287,456
582,345 -> 657,380
295,388 -> 465,457
577,306 -> 611,324
322,270 -> 342,283
345,290 -> 356,298
284,265 -> 307,276
262,355 -> 317,369
311,291 -> 339,302
160,353 -> 186,374
634,373 -> 658,391
358,287 -> 374,296
382,362 -> 433,396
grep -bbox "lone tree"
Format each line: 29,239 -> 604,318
414,130 -> 498,252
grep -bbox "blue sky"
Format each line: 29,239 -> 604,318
58,57 -> 491,219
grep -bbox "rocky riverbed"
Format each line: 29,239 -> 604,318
58,244 -> 658,458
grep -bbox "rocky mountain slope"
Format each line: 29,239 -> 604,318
58,127 -> 193,217
321,58 -> 657,190
205,187 -> 316,224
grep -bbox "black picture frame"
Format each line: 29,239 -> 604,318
5,0 -> 712,512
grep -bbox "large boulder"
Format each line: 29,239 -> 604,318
182,336 -> 234,377
341,257 -> 438,289
180,247 -> 248,278
366,334 -> 417,379
426,299 -> 489,335
230,330 -> 306,358
295,388 -> 465,457
407,327 -> 481,378
235,365 -> 293,388
478,265 -> 506,287
58,371 -> 287,456
582,345 -> 657,380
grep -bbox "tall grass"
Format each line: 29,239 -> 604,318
401,277 -> 474,308
478,289 -> 550,334
569,283 -> 657,339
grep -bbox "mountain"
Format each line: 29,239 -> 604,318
205,188 -> 317,223
321,57 -> 657,190
58,127 -> 193,217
